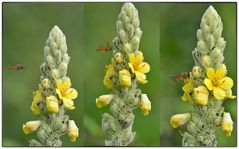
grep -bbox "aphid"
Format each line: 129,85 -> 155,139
8,64 -> 26,71
171,72 -> 191,83
96,42 -> 112,52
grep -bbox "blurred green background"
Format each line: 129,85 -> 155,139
160,3 -> 237,147
3,2 -> 160,146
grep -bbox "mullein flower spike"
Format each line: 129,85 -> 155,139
23,26 -> 79,146
96,3 -> 151,146
171,6 -> 236,147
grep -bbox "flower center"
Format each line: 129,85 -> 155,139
212,76 -> 220,86
61,87 -> 68,96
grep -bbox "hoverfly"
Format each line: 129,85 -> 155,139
96,42 -> 112,52
171,72 -> 191,83
8,64 -> 26,71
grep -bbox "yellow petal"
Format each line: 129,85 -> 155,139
105,64 -> 115,77
63,98 -> 75,110
56,89 -> 64,100
204,78 -> 214,90
31,102 -> 41,115
138,62 -> 150,73
219,77 -> 233,90
207,67 -> 215,80
63,78 -> 71,89
57,79 -> 63,90
135,52 -> 143,63
129,53 -> 136,64
182,81 -> 194,92
65,88 -> 78,100
216,65 -> 227,79
135,71 -> 147,84
213,87 -> 226,100
128,63 -> 135,73
181,93 -> 190,102
103,76 -> 114,89
226,89 -> 236,99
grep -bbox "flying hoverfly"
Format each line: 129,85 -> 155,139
171,72 -> 191,83
8,64 -> 26,71
96,42 -> 112,52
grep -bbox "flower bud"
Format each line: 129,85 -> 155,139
46,95 -> 59,113
23,120 -> 41,134
51,69 -> 60,79
123,43 -> 131,52
222,112 -> 233,137
119,69 -> 131,87
41,78 -> 50,89
130,36 -> 140,51
68,120 -> 79,142
140,94 -> 151,116
58,62 -> 67,76
211,48 -> 221,58
119,29 -> 128,43
193,86 -> 209,106
96,94 -> 114,108
114,52 -> 123,63
192,66 -> 201,78
46,55 -> 55,67
202,56 -> 211,67
170,113 -> 191,128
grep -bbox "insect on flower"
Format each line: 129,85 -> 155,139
171,72 -> 191,83
96,42 -> 112,52
8,64 -> 26,71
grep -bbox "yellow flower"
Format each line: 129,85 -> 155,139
140,94 -> 151,116
170,113 -> 191,128
181,80 -> 195,102
204,65 -> 235,100
103,64 -> 115,89
23,120 -> 41,135
68,120 -> 79,142
222,112 -> 233,137
96,94 -> 114,108
119,69 -> 131,87
46,95 -> 59,113
56,78 -> 78,110
193,86 -> 209,106
128,52 -> 150,84
31,90 -> 43,115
